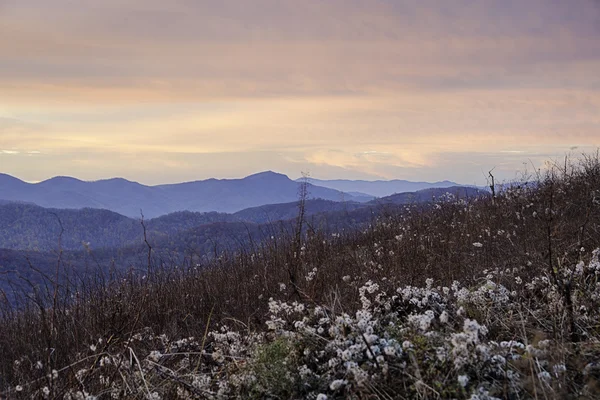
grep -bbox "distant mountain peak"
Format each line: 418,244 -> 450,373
0,173 -> 26,183
96,177 -> 131,182
244,171 -> 289,180
94,177 -> 142,186
436,180 -> 457,185
39,176 -> 85,185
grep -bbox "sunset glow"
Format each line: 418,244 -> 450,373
1,0 -> 599,184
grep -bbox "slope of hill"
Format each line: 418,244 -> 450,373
144,210 -> 238,236
0,203 -> 241,252
302,177 -> 463,197
0,199 -> 375,255
371,186 -> 488,205
0,203 -> 142,251
2,155 -> 599,398
0,187 -> 487,252
0,171 -> 368,217
233,198 -> 365,224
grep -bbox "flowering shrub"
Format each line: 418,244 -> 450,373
5,250 -> 600,399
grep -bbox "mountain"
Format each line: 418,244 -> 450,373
300,177 -> 463,198
0,171 -> 368,218
153,171 -> 370,214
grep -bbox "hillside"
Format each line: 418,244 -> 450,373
0,200 -> 384,287
0,203 -> 142,251
0,186 -> 488,253
233,198 -> 365,224
1,155 -> 599,398
0,201 -> 352,253
0,185 -> 490,295
371,185 -> 488,205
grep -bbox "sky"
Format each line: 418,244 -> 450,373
1,0 -> 599,185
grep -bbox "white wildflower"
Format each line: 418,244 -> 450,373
553,364 -> 567,376
329,379 -> 348,390
147,392 -> 161,400
383,346 -> 397,356
515,276 -> 522,285
537,339 -> 551,349
365,334 -> 379,344
212,350 -> 225,363
575,261 -> 585,275
148,351 -> 162,362
440,310 -> 449,324
305,267 -> 318,282
537,371 -> 551,382
458,374 -> 469,387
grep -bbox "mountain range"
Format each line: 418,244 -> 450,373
0,171 -> 373,218
0,172 -> 473,218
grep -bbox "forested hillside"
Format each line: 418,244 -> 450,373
0,186 -> 484,252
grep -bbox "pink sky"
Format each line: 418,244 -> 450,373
1,0 -> 599,184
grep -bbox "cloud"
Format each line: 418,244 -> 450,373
1,0 -> 600,103
0,0 -> 598,184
